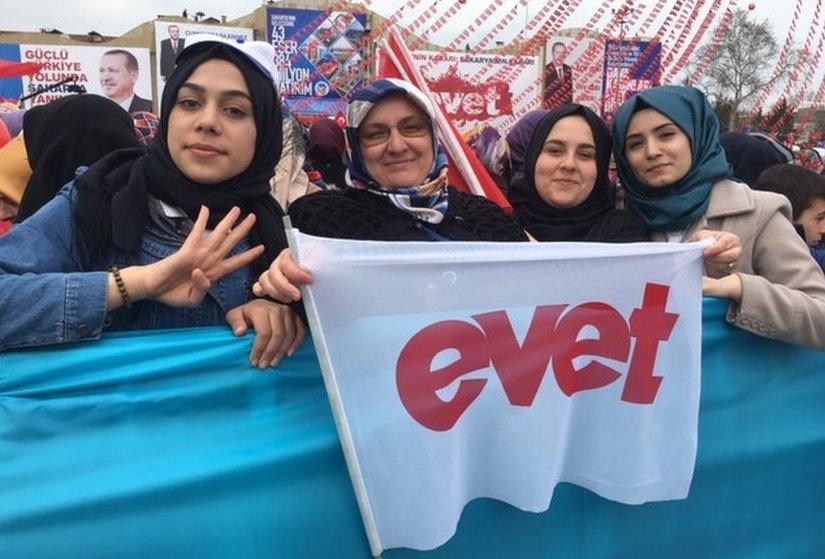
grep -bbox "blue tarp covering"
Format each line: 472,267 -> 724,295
2,299 -> 824,558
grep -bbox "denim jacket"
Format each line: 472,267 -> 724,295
0,178 -> 256,351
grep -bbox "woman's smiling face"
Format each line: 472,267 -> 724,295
358,94 -> 434,190
533,115 -> 598,209
624,108 -> 693,188
167,58 -> 257,185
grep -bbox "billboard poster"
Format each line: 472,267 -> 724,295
601,40 -> 662,124
0,44 -> 151,114
267,8 -> 368,117
154,22 -> 254,109
543,36 -> 604,113
410,51 -> 540,134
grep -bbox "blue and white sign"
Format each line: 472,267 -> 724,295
267,8 -> 367,117
601,40 -> 662,121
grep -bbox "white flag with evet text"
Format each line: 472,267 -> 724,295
291,230 -> 706,556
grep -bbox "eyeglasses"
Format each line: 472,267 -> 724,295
358,116 -> 431,147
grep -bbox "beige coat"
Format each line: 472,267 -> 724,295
650,179 -> 825,350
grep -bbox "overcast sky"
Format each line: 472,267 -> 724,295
0,0 -> 800,47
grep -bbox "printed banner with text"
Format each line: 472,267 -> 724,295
543,35 -> 603,114
0,44 -> 151,112
410,50 -> 540,134
295,234 -> 706,554
267,8 -> 368,118
601,40 -> 662,123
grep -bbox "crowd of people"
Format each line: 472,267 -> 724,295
1,33 -> 825,366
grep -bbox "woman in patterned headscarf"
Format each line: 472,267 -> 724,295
252,78 -> 528,303
286,78 -> 526,243
613,85 -> 825,349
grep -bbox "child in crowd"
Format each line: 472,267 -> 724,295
754,164 -> 825,272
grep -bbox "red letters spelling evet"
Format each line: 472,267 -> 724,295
396,283 -> 678,432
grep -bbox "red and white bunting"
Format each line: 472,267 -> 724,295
664,0 -> 729,84
418,0 -> 513,77
686,8 -> 735,86
421,0 -> 472,41
473,0 -> 528,53
752,0 -> 806,114
768,0 -> 825,134
794,66 -> 825,133
660,0 -> 708,78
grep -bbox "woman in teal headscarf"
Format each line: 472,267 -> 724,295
612,85 -> 825,349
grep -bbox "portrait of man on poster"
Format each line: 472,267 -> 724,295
99,49 -> 152,113
543,41 -> 573,110
159,24 -> 183,81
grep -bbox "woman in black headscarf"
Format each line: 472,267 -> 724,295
507,103 -> 648,242
15,94 -> 141,222
0,35 -> 303,367
252,78 -> 527,302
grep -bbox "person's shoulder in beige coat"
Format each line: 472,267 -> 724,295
651,179 -> 825,349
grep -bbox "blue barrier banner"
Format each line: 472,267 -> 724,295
2,299 -> 824,558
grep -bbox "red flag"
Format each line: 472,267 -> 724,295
377,28 -> 511,212
0,59 -> 43,79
